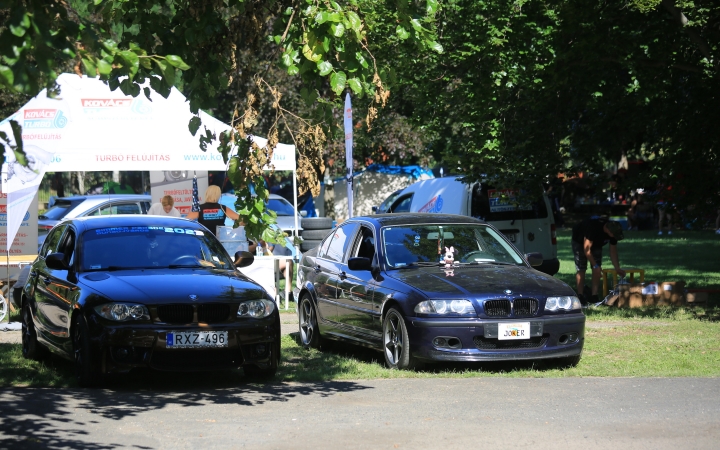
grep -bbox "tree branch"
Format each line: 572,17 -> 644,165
661,0 -> 716,68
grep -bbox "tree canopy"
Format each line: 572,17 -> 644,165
2,0 -> 719,232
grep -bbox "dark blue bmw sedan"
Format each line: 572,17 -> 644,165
294,214 -> 584,369
21,215 -> 279,386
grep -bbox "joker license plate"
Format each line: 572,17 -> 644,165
166,331 -> 228,348
498,322 -> 530,340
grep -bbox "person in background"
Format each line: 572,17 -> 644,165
186,185 -> 240,236
571,218 -> 626,304
323,155 -> 336,219
246,239 -> 294,279
148,195 -> 181,217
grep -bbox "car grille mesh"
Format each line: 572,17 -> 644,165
513,298 -> 538,317
484,300 -> 511,317
157,305 -> 194,324
484,298 -> 539,318
473,335 -> 548,350
198,304 -> 230,323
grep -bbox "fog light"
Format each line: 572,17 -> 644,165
433,337 -> 447,347
254,344 -> 266,355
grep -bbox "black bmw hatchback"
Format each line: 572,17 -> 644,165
21,215 -> 280,386
295,214 -> 584,369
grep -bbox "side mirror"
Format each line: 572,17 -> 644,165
300,210 -> 308,217
371,205 -> 378,213
524,252 -> 543,267
348,257 -> 372,271
46,252 -> 69,270
234,251 -> 255,268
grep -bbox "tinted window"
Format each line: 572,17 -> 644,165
268,198 -> 296,216
322,223 -> 359,262
39,201 -> 77,220
390,194 -> 413,213
88,202 -> 142,216
471,184 -> 548,221
377,190 -> 402,214
81,225 -> 234,271
351,225 -> 376,260
42,224 -> 68,256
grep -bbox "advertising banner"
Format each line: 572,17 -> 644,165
0,189 -> 38,276
149,171 -> 209,216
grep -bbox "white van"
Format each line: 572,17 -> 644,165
386,177 -> 559,275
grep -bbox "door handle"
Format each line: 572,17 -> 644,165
338,271 -> 347,280
314,265 -> 321,273
42,277 -> 51,284
30,271 -> 37,277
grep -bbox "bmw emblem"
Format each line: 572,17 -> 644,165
504,289 -> 513,295
189,294 -> 198,301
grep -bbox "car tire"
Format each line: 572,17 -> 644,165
21,301 -> 47,361
301,217 -> 334,230
300,239 -> 323,252
298,295 -> 325,350
73,314 -> 99,387
299,229 -> 331,241
383,308 -> 417,370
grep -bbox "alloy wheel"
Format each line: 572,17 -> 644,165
299,298 -> 315,347
383,311 -> 403,366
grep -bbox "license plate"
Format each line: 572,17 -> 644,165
498,322 -> 530,340
166,331 -> 228,348
506,233 -> 516,242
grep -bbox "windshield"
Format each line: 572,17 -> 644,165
81,225 -> 235,271
40,201 -> 76,220
381,223 -> 524,268
268,198 -> 296,216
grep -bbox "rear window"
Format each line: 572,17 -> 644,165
471,184 -> 548,221
39,201 -> 78,220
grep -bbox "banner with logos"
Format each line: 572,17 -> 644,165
0,189 -> 38,261
149,171 -> 209,216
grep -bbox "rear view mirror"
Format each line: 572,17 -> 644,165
371,206 -> 378,213
426,231 -> 455,240
233,251 -> 255,268
524,252 -> 543,267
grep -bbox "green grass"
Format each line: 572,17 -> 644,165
2,230 -> 719,386
555,228 -> 720,291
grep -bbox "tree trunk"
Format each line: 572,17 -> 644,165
77,171 -> 85,194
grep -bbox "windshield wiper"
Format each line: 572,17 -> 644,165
391,261 -> 442,269
168,264 -> 204,269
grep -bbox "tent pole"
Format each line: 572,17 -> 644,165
292,169 -> 298,238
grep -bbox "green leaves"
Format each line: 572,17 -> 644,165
330,71 -> 347,94
317,60 -> 333,76
189,116 -> 201,136
347,77 -> 362,94
396,25 -> 410,40
165,55 -> 190,71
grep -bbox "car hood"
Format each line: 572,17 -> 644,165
79,269 -> 268,304
276,215 -> 302,232
385,264 -> 574,298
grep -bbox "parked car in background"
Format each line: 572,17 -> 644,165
385,178 -> 559,275
294,213 -> 584,370
38,194 -> 151,252
372,188 -> 403,214
22,215 -> 280,386
219,193 -> 304,236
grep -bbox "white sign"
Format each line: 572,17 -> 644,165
149,171 -> 208,216
0,189 -> 38,264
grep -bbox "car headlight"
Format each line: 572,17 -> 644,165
95,303 -> 150,321
545,296 -> 582,312
237,299 -> 275,318
414,299 -> 476,316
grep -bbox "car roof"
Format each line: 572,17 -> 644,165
54,194 -> 151,202
70,215 -> 203,232
349,213 -> 486,227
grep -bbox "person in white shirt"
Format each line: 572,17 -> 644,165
148,195 -> 181,217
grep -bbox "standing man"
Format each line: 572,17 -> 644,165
572,218 -> 626,304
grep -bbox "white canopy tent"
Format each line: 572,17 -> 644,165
0,73 -> 297,251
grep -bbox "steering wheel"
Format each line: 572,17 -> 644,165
460,251 -> 493,263
169,255 -> 198,265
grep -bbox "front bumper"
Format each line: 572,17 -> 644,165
408,314 -> 584,362
87,313 -> 280,374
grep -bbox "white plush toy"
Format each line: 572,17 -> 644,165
443,246 -> 455,268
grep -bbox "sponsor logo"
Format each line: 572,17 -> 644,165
418,195 -> 444,213
81,98 -> 133,108
23,109 -> 68,129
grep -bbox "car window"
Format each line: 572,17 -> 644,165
58,229 -> 76,269
87,202 -> 142,216
268,198 -> 296,216
42,224 -> 68,257
471,184 -> 548,221
39,201 -> 77,220
81,225 -> 234,271
351,225 -> 376,261
378,190 -> 401,214
322,222 -> 359,263
390,194 -> 413,213
381,223 -> 524,268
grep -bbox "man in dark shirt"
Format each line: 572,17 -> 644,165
572,218 -> 626,303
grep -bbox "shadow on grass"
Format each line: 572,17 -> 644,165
283,332 -> 571,381
585,302 -> 720,322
